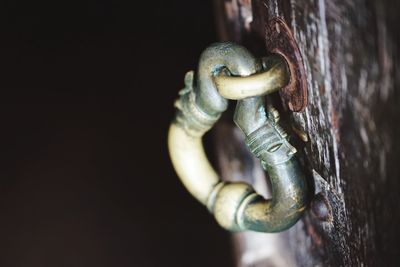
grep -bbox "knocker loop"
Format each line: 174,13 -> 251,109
168,42 -> 308,232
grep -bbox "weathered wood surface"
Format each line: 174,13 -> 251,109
213,0 -> 400,266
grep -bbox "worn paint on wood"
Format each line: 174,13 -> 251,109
214,0 -> 400,266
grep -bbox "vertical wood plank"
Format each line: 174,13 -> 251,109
213,0 -> 400,265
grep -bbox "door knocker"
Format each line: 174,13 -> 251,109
168,42 -> 308,232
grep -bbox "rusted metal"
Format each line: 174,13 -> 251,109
265,17 -> 308,112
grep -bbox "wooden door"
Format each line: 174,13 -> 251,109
213,0 -> 400,266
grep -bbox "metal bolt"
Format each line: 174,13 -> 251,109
311,193 -> 333,223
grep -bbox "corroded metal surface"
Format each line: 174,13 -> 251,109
265,17 -> 308,112
233,97 -> 309,232
168,42 -> 309,233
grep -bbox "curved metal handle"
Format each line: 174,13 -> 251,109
168,42 -> 308,232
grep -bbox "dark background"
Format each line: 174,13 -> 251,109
0,1 -> 234,266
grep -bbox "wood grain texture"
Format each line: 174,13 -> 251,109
213,0 -> 400,266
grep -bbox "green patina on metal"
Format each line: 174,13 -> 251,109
234,97 -> 308,232
168,42 -> 309,233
